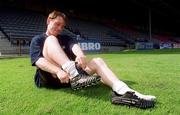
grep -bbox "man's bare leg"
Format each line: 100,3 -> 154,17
85,58 -> 156,101
43,35 -> 79,78
42,36 -> 100,89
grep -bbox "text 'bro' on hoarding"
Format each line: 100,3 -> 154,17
78,40 -> 101,51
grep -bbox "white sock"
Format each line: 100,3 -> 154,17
62,61 -> 79,78
112,81 -> 156,101
112,81 -> 131,95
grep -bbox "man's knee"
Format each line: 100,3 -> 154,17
92,57 -> 105,66
43,36 -> 60,60
86,57 -> 105,73
45,35 -> 59,45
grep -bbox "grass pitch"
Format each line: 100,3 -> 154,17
0,49 -> 180,114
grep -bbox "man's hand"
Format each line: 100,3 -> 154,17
75,55 -> 87,69
56,69 -> 70,83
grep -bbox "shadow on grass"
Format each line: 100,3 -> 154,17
38,80 -> 159,110
60,83 -> 111,103
47,80 -> 137,103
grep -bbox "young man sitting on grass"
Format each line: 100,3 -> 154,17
30,10 -> 156,109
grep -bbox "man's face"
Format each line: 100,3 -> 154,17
47,16 -> 65,36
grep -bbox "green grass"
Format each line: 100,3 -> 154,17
0,49 -> 180,115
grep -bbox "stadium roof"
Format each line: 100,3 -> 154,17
61,0 -> 180,35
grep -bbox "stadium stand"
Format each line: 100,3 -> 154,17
68,18 -> 128,47
104,19 -> 180,49
1,6 -> 179,55
0,8 -> 46,55
0,9 -> 46,39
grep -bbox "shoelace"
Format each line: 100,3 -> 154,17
125,91 -> 141,100
78,75 -> 96,84
131,92 -> 139,99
